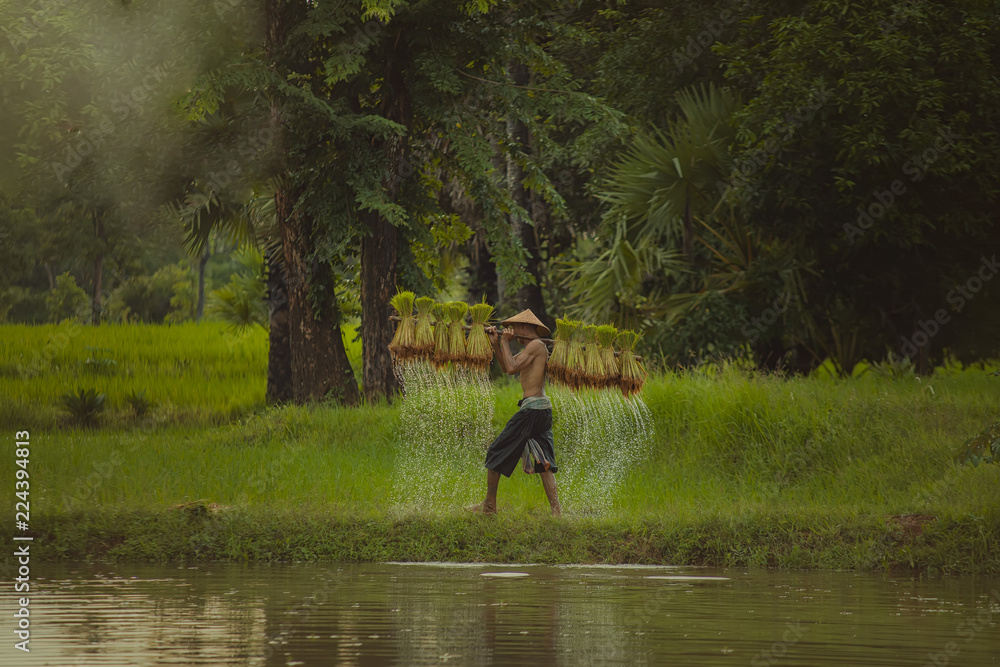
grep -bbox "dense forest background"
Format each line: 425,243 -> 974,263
2,0 -> 999,404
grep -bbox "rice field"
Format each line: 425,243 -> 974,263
0,321 -> 362,429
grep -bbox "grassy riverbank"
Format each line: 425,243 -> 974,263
2,323 -> 999,573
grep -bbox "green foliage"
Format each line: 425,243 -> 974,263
869,352 -> 916,380
45,272 -> 89,323
0,286 -> 48,324
956,422 -> 1000,467
58,387 -> 107,425
651,290 -> 751,366
125,389 -> 153,418
207,246 -> 268,331
105,264 -> 195,324
715,0 -> 1000,368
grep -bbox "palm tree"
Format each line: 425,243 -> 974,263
564,83 -> 740,327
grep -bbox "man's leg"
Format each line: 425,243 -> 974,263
485,468 -> 500,513
468,468 -> 501,514
540,471 -> 561,516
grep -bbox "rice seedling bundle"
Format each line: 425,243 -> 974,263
432,302 -> 450,369
582,324 -> 605,389
413,297 -> 436,359
616,329 -> 646,397
565,320 -> 585,389
548,319 -> 572,386
388,291 -> 416,362
446,301 -> 469,364
596,324 -> 619,390
466,302 -> 495,370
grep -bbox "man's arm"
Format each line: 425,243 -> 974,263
488,328 -> 540,375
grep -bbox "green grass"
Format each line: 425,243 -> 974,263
2,324 -> 998,572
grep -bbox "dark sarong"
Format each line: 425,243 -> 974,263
484,396 -> 557,478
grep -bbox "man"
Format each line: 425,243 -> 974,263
468,309 -> 561,516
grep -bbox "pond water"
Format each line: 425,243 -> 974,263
5,562 -> 999,666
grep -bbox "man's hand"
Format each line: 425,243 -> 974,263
501,328 -> 515,343
486,325 -> 499,346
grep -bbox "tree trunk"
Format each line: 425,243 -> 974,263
265,247 -> 293,404
196,242 -> 210,321
505,63 -> 550,326
43,263 -> 55,290
361,210 -> 399,402
359,29 -> 410,403
276,183 -> 359,405
266,0 -> 357,406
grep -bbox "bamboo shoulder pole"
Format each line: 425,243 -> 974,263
388,316 -> 643,360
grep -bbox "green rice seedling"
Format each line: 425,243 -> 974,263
388,290 -> 417,362
582,324 -> 604,389
596,324 -> 619,390
616,329 -> 646,397
565,320 -> 586,389
432,302 -> 450,370
548,319 -> 572,386
413,297 -> 436,359
83,347 -> 118,375
466,301 -> 495,370
446,301 -> 469,364
58,387 -> 107,425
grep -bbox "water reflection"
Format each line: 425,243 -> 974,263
3,562 -> 998,666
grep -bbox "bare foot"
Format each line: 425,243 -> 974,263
550,503 -> 562,517
466,500 -> 497,515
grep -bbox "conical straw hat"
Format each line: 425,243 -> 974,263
500,309 -> 550,337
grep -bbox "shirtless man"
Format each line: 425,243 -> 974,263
469,309 -> 561,516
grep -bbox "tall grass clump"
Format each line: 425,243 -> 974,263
58,387 -> 107,425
